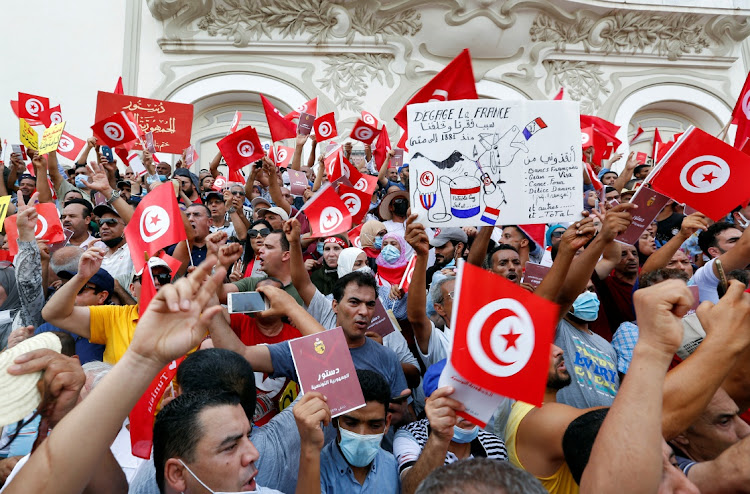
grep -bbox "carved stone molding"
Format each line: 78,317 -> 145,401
317,53 -> 395,112
542,60 -> 610,114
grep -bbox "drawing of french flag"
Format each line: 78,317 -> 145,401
522,117 -> 547,140
481,206 -> 501,225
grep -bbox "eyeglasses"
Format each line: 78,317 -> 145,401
132,273 -> 172,285
248,228 -> 270,238
98,218 -> 120,227
551,231 -> 564,238
447,291 -> 454,300
231,190 -> 246,196
78,284 -> 98,295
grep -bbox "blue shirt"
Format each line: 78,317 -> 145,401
268,337 -> 408,399
320,438 -> 399,494
35,323 -> 104,364
612,321 -> 639,374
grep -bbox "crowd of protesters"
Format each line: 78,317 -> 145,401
1,117 -> 750,494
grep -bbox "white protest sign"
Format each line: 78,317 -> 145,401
407,100 -> 582,227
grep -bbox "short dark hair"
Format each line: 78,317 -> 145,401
483,243 -> 519,269
176,349 -> 256,421
153,391 -> 241,493
633,164 -> 651,175
63,198 -> 93,218
698,222 -> 737,258
638,268 -> 689,289
268,230 -> 289,252
562,408 -> 610,484
250,219 -> 272,230
332,271 -> 378,303
357,369 -> 391,416
187,203 -> 212,217
719,269 -> 750,298
415,458 -> 547,494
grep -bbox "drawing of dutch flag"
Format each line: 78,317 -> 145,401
522,117 -> 547,140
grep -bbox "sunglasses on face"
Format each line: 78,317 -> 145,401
551,231 -> 564,238
133,273 -> 172,285
98,218 -> 120,227
231,190 -> 246,196
78,284 -> 98,295
248,228 -> 270,238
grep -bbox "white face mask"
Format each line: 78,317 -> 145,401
737,211 -> 750,230
179,459 -> 258,494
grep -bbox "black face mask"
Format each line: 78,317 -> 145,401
102,236 -> 123,248
392,198 -> 408,217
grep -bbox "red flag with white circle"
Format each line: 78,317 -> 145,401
285,97 -> 318,120
228,110 -> 242,135
298,184 -> 352,237
18,92 -> 49,121
123,182 -> 188,272
360,110 -> 380,129
217,126 -> 265,173
347,223 -> 363,249
649,127 -> 750,221
57,131 -> 86,161
338,183 -> 371,225
4,203 -> 65,256
398,254 -> 417,293
449,260 -> 558,407
272,145 -> 295,168
349,119 -> 379,145
39,105 -> 63,128
260,95 -> 297,142
313,112 -> 338,142
91,112 -> 139,148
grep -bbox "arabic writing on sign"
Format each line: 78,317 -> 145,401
311,372 -> 350,391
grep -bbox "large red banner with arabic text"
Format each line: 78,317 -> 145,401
95,92 -> 193,154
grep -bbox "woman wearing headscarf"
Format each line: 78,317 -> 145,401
374,232 -> 411,320
336,247 -> 370,278
309,235 -> 348,296
359,220 -> 387,259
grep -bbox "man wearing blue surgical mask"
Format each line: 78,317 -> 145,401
554,281 -> 620,408
294,369 -> 400,494
394,360 -> 508,494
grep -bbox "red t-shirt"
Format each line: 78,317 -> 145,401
229,314 -> 302,426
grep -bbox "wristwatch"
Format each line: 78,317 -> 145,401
107,189 -> 121,204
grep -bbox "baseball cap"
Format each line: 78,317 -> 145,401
398,163 -> 409,174
135,256 -> 173,276
257,206 -> 289,222
430,227 -> 468,247
0,333 -> 63,426
251,197 -> 272,209
423,359 -> 447,398
93,204 -> 120,218
203,191 -> 223,203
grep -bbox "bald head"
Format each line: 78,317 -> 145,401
50,246 -> 84,275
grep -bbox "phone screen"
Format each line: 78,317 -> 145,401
228,292 -> 267,313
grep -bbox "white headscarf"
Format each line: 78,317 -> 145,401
337,248 -> 366,278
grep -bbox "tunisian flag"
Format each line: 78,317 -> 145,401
4,203 -> 66,256
373,125 -> 391,171
124,183 -> 187,272
129,354 -> 185,458
449,260 -> 558,407
217,126 -> 265,173
349,119 -> 379,145
91,112 -> 139,148
38,105 -> 63,128
297,184 -> 352,237
56,132 -> 87,161
394,49 -> 478,131
338,183 -> 371,225
313,112 -> 338,141
271,145 -> 294,168
261,95 -> 297,142
649,127 -> 750,221
284,97 -> 318,121
732,71 -> 750,149
18,92 -> 50,121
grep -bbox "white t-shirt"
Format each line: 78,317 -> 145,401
690,258 -> 720,304
416,321 -> 453,369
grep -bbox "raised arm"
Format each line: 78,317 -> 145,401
404,214 -> 432,354
661,281 -> 750,439
284,218 -> 317,306
580,279 -> 690,494
611,152 -> 637,194
209,150 -> 222,179
264,157 -> 292,215
641,213 -> 707,275
294,392 -> 329,494
32,155 -> 54,204
291,134 -> 308,171
306,136 -> 317,169
467,225 -> 492,267
14,201 -> 46,329
556,204 -> 634,314
40,248 -> 107,338
82,160 -> 134,224
4,258 -> 226,494
312,156 -> 325,193
535,219 -> 596,306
